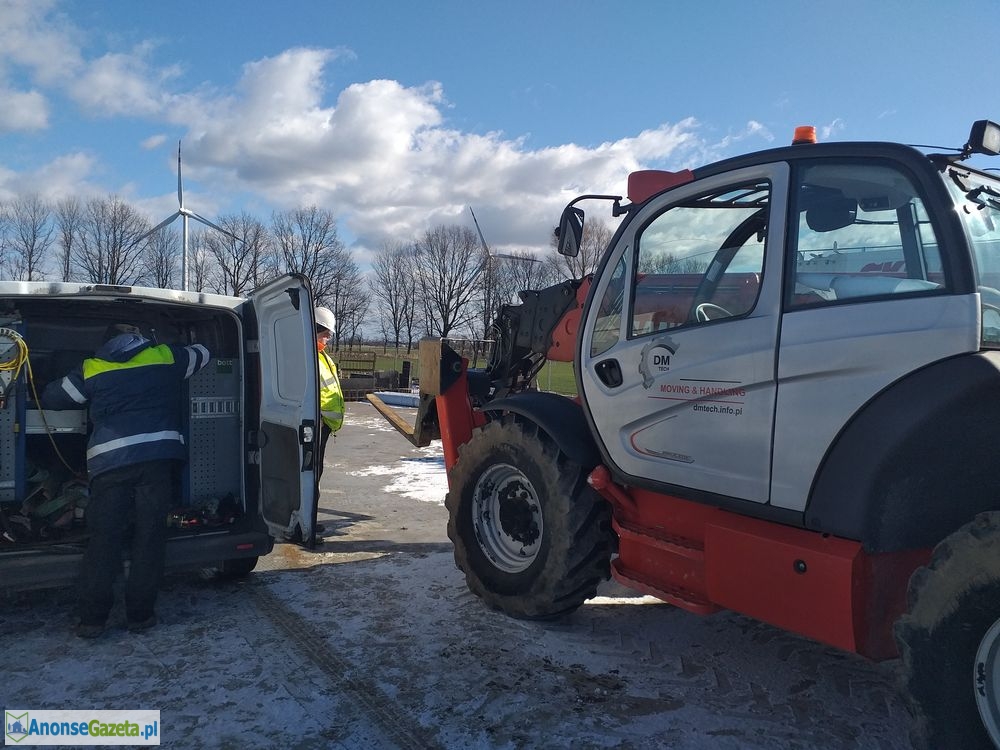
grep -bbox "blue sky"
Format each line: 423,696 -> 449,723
0,0 -> 995,268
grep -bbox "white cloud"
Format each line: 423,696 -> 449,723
69,47 -> 182,117
820,118 -> 846,140
0,4 -> 750,260
716,120 -> 775,151
142,134 -> 167,150
0,151 -> 99,202
0,0 -> 83,85
0,3 -> 181,122
163,50 -> 708,254
0,87 -> 48,131
0,0 -> 80,133
746,120 -> 774,142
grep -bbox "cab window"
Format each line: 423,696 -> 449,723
945,168 -> 1000,346
591,256 -> 626,358
789,163 -> 945,308
630,182 -> 768,337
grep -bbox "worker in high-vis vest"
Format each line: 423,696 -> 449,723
42,323 -> 210,638
314,306 -> 345,491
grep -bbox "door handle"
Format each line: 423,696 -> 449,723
595,358 -> 623,388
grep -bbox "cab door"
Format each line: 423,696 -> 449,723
771,159 -> 977,513
579,164 -> 789,503
245,273 -> 321,545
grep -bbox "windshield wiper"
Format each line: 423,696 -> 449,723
967,185 -> 1000,211
951,169 -> 1000,209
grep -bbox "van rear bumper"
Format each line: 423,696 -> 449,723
0,530 -> 275,593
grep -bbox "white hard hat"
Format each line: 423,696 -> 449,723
314,306 -> 336,333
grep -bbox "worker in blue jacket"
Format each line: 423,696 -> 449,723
42,323 -> 210,638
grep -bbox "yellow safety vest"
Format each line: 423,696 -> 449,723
82,343 -> 175,378
318,350 -> 345,432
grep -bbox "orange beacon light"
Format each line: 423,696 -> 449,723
792,125 -> 817,145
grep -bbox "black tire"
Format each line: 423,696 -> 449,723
445,417 -> 613,619
220,556 -> 259,579
895,512 -> 1000,750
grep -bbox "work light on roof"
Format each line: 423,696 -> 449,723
967,120 -> 1000,157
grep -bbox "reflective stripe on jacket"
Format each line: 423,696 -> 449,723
318,350 -> 344,432
42,338 -> 211,478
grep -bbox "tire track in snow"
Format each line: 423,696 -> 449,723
251,584 -> 441,750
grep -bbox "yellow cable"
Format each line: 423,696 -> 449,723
0,327 -> 29,383
0,328 -> 83,477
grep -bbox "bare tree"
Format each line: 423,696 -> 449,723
187,230 -> 214,293
4,194 -> 54,280
472,248 -> 500,340
0,201 -> 8,274
401,272 -> 419,351
414,224 -> 482,338
638,251 -> 708,275
272,206 -> 373,346
369,241 -> 417,351
469,249 -> 550,339
75,196 -> 151,285
141,227 -> 179,288
507,249 -> 551,291
204,212 -> 274,296
272,206 -> 345,302
326,256 -> 368,350
54,196 -> 84,281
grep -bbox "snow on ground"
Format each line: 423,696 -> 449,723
0,552 -> 914,749
255,552 -> 912,750
0,403 -> 916,749
344,448 -> 445,505
342,408 -> 446,504
351,409 -> 411,433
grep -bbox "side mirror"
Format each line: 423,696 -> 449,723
806,196 -> 858,232
556,206 -> 585,257
968,120 -> 1000,157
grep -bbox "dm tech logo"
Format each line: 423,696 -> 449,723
6,711 -> 28,743
639,338 -> 678,389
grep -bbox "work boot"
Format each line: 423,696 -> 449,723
127,615 -> 157,633
75,621 -> 105,639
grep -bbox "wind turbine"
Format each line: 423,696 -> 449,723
468,205 -> 542,324
468,207 -> 544,371
468,206 -> 542,266
139,141 -> 237,291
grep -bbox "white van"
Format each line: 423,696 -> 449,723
0,274 -> 321,591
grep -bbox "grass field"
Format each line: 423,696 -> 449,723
535,361 -> 578,395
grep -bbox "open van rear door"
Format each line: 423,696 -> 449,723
246,273 -> 321,547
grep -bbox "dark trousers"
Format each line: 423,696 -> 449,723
317,423 -> 332,484
78,460 -> 175,625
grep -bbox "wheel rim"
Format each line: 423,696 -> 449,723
471,462 -> 543,573
975,617 -> 1000,745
